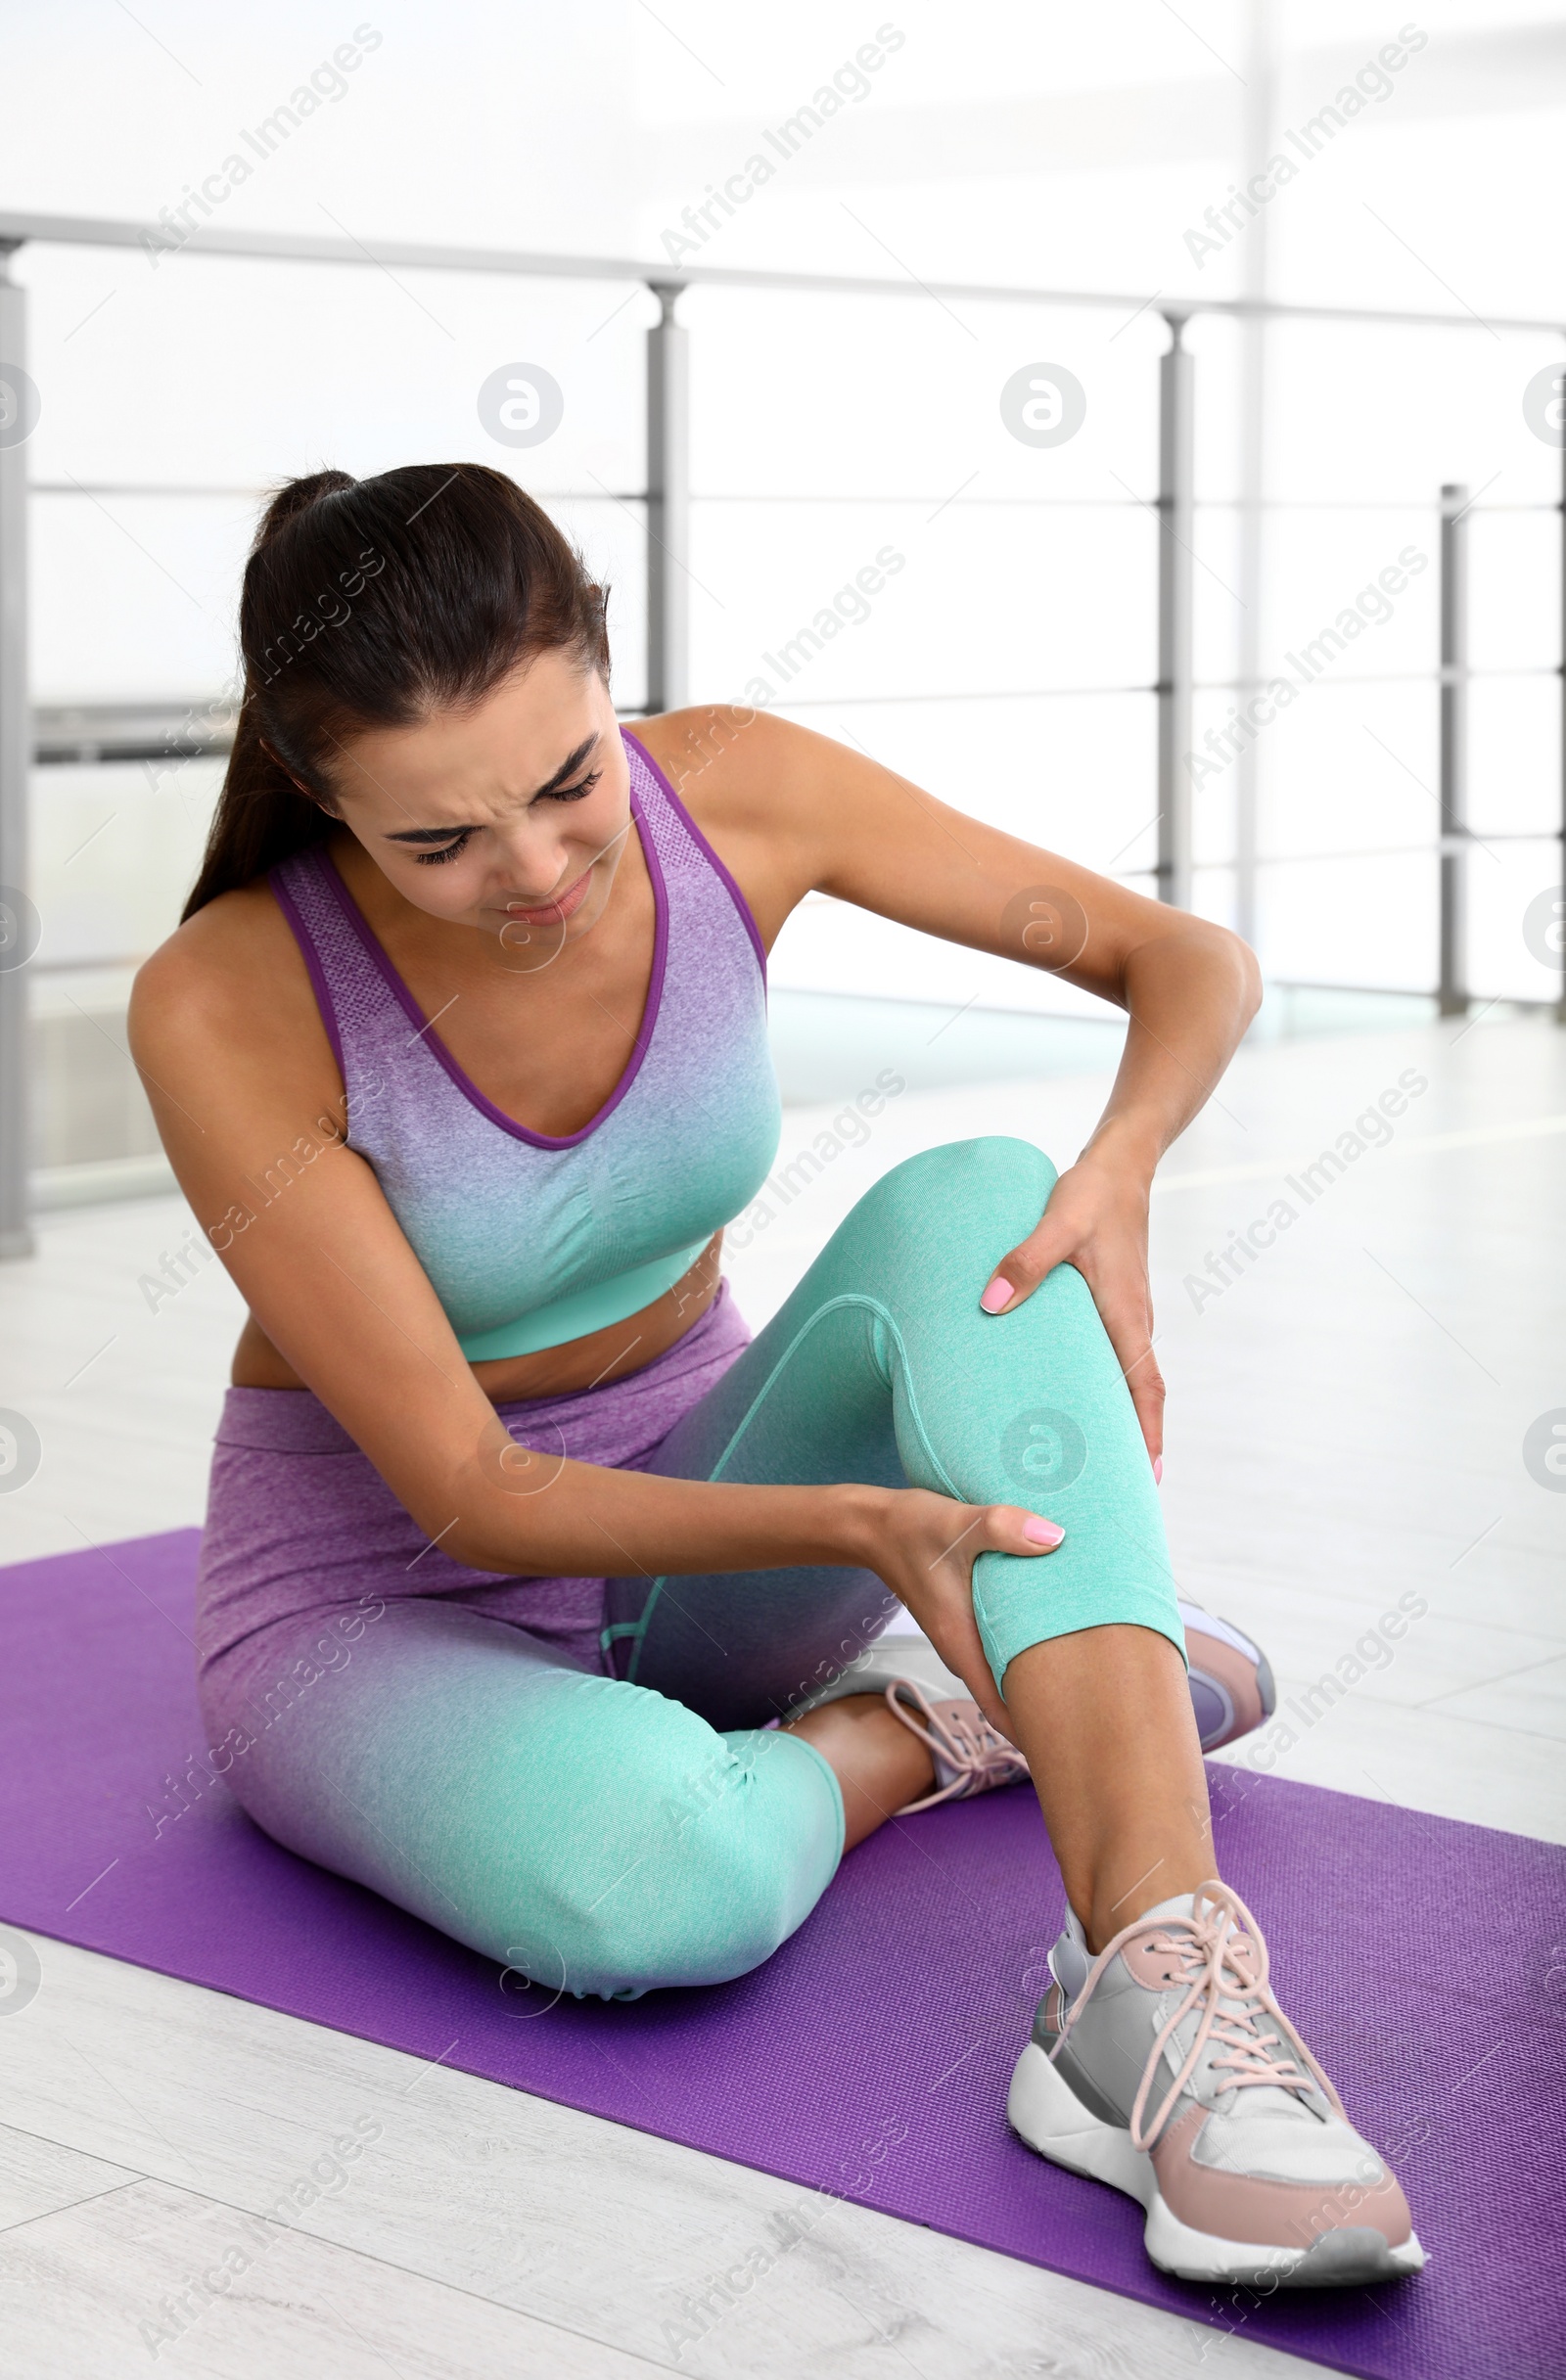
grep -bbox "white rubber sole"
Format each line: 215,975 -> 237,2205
1007,2042 -> 1426,2288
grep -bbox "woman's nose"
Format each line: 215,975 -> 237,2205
498,840 -> 571,903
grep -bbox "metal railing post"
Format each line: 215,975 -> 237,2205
1234,0 -> 1279,954
645,283 -> 689,714
0,246 -> 31,1258
1233,331 -> 1265,951
1438,481 -> 1469,1018
1558,428 -> 1566,1025
1156,315 -> 1195,910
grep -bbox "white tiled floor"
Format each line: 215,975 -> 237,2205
2,1011 -> 1563,2377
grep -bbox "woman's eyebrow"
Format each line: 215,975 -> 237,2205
531,731 -> 601,797
383,733 -> 602,843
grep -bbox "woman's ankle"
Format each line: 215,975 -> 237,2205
1069,1857 -> 1217,1956
787,1695 -> 936,1850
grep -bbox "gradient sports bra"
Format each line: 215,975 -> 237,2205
270,729 -> 783,1359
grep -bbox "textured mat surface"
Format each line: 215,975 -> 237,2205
1,1530 -> 1561,2380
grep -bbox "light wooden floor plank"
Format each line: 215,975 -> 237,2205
2,2173 -> 664,2379
0,2120 -> 141,2233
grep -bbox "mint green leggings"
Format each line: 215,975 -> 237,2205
202,1139 -> 1182,2002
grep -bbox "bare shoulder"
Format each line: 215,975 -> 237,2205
629,709 -> 859,916
630,709 -> 856,936
630,706 -> 799,822
128,874 -> 336,1087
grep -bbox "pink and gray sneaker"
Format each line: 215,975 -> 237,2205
1178,1601 -> 1275,1751
881,1677 -> 1032,1814
1008,1882 -> 1425,2288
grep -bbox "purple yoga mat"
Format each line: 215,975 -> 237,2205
1,1531 -> 1560,2380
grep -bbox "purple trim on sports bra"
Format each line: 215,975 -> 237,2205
311,783 -> 671,1153
621,727 -> 769,984
270,860 -> 345,1076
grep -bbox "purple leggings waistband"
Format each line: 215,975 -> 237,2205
213,1280 -> 749,1456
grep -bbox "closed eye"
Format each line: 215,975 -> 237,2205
413,831 -> 474,867
411,771 -> 603,865
538,768 -> 601,808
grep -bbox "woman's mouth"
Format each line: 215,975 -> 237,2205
502,866 -> 593,929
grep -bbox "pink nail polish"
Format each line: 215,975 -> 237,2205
980,1275 -> 1014,1314
1153,1456 -> 1163,1485
1023,1517 -> 1064,1547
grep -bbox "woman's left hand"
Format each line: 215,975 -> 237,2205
978,1143 -> 1164,1475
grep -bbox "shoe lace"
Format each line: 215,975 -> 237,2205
1048,1879 -> 1346,2152
883,1678 -> 1027,1808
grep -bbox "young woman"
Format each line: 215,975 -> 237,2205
131,465 -> 1423,2291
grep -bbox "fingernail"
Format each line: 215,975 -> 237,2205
980,1275 -> 1014,1314
1024,1517 -> 1064,1547
1153,1456 -> 1163,1485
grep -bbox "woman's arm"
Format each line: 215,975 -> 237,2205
127,883 -> 1054,1732
975,926 -> 1258,1471
652,709 -> 1263,1468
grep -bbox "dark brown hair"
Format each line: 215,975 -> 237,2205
182,464 -> 610,919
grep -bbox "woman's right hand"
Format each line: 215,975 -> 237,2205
856,1487 -> 1064,1742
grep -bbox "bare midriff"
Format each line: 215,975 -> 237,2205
229,1232 -> 726,1402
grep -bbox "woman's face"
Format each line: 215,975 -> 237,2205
329,649 -> 630,965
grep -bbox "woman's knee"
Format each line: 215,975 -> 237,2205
534,1731 -> 841,1999
879,1135 -> 1057,1225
